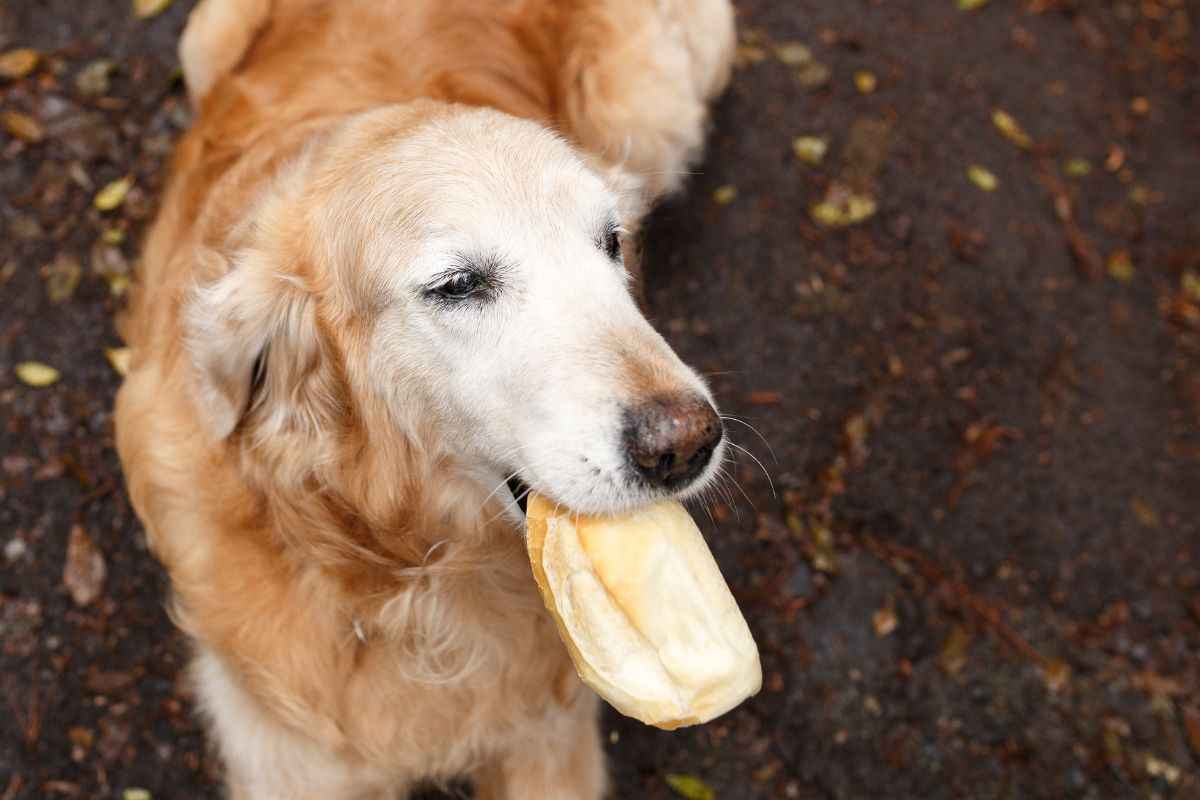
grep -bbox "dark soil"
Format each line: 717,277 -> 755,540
2,1 -> 1199,798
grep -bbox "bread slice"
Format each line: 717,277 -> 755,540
526,494 -> 761,729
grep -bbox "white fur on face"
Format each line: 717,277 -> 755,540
323,109 -> 725,514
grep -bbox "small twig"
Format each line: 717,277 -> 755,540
867,536 -> 1051,668
1036,166 -> 1100,280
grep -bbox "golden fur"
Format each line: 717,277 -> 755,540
115,0 -> 734,797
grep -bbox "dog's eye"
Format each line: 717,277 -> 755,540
429,271 -> 487,301
603,226 -> 622,262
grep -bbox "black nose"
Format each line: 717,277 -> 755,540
624,395 -> 723,490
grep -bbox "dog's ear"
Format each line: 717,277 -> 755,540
184,250 -> 333,441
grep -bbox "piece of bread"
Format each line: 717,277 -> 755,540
526,494 -> 762,729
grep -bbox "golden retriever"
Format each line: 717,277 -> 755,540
114,0 -> 735,796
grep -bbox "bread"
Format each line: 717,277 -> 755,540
525,494 -> 761,729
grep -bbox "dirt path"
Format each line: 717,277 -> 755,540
2,1 -> 1198,798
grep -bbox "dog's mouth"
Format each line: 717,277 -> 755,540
506,476 -> 531,517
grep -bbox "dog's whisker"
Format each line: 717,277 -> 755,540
725,441 -> 776,498
478,468 -> 524,514
720,415 -> 777,463
483,484 -> 537,528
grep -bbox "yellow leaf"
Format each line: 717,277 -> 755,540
774,42 -> 813,66
811,189 -> 877,228
0,48 -> 39,80
1182,271 -> 1200,302
1,110 -> 45,143
957,0 -> 990,9
1107,251 -> 1134,283
873,606 -> 898,636
43,254 -> 82,304
992,109 -> 1033,149
665,774 -> 716,800
792,136 -> 828,165
939,625 -> 972,675
94,177 -> 132,212
712,185 -> 738,205
854,71 -> 878,94
108,274 -> 131,297
106,347 -> 133,377
1063,158 -> 1092,177
16,362 -> 61,387
967,165 -> 998,191
133,0 -> 173,19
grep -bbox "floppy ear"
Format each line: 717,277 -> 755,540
183,250 -> 328,441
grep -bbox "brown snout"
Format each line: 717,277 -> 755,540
623,394 -> 723,490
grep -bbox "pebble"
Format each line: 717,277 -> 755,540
5,537 -> 28,562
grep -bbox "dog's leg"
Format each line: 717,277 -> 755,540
473,692 -> 607,800
178,0 -> 272,107
560,0 -> 736,203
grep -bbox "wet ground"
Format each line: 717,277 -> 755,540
2,1 -> 1199,798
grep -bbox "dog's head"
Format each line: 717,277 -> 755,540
185,104 -> 724,518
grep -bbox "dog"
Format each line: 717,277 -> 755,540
114,0 -> 735,796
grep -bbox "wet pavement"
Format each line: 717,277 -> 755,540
2,1 -> 1198,798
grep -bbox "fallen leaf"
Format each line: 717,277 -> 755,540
0,48 -> 40,80
76,59 -> 115,97
1041,658 -> 1071,692
86,667 -> 140,694
106,347 -> 132,377
792,136 -> 829,165
91,240 -> 129,279
2,110 -> 45,143
1107,251 -> 1134,283
16,362 -> 61,387
1131,497 -> 1158,527
811,184 -> 877,227
665,774 -> 715,800
1104,145 -> 1126,172
967,165 -> 998,191
1183,705 -> 1200,759
746,390 -> 782,405
774,42 -> 813,66
808,519 -> 838,574
1143,755 -> 1181,785
1182,271 -> 1200,303
992,109 -> 1033,149
872,605 -> 898,636
133,0 -> 173,19
854,70 -> 878,94
43,254 -> 82,303
712,185 -> 738,205
939,625 -> 972,675
63,525 -> 106,606
102,227 -> 127,245
733,45 -> 767,68
794,60 -> 832,90
123,789 -> 152,800
1064,158 -> 1093,177
68,727 -> 95,750
957,0 -> 990,9
94,177 -> 133,211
